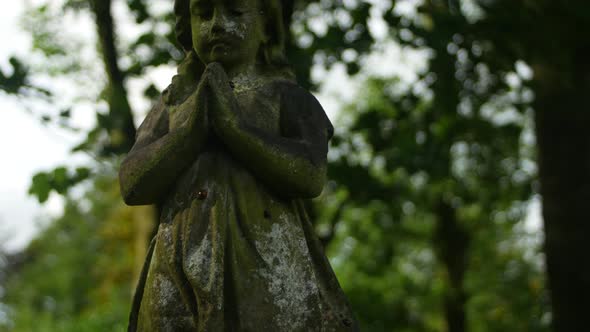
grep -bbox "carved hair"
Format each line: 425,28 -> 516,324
174,0 -> 289,69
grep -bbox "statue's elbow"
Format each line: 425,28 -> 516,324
309,173 -> 327,198
120,178 -> 140,206
119,168 -> 149,206
294,167 -> 327,199
120,186 -> 137,205
304,184 -> 324,199
120,177 -> 159,206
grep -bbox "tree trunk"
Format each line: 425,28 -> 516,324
429,27 -> 469,331
435,199 -> 469,332
533,41 -> 590,330
90,0 -> 136,154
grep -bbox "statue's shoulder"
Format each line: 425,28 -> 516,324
265,78 -> 333,139
263,79 -> 321,108
267,78 -> 303,94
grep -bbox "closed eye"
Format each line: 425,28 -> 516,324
229,9 -> 245,16
191,5 -> 213,20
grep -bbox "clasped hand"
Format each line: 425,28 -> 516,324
169,62 -> 240,142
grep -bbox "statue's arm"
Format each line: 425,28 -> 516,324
207,64 -> 330,199
119,85 -> 208,205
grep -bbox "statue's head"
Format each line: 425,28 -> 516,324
174,0 -> 288,72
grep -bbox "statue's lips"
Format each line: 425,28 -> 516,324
209,37 -> 232,48
209,40 -> 232,55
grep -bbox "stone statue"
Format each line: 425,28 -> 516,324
119,0 -> 358,330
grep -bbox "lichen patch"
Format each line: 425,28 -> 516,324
254,214 -> 320,330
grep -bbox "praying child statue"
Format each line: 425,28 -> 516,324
119,0 -> 358,330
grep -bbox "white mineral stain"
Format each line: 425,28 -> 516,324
255,213 -> 319,330
184,205 -> 224,310
155,269 -> 177,308
222,20 -> 246,39
185,232 -> 211,281
231,72 -> 265,93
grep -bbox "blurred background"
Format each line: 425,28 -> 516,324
1,0 -> 589,331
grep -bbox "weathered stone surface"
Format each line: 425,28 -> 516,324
119,0 -> 358,330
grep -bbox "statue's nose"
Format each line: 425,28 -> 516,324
211,9 -> 229,34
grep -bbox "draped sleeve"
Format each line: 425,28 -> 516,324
278,81 -> 334,145
129,95 -> 170,152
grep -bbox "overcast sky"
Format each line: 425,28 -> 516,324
0,2 -> 67,251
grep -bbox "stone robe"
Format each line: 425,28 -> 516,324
127,78 -> 358,332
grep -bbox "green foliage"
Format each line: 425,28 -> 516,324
21,4 -> 86,76
0,57 -> 51,97
2,172 -> 141,332
0,58 -> 29,95
29,167 -> 91,203
317,74 -> 548,330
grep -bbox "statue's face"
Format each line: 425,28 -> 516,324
190,0 -> 266,69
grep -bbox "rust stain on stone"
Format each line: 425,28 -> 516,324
197,190 -> 208,200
